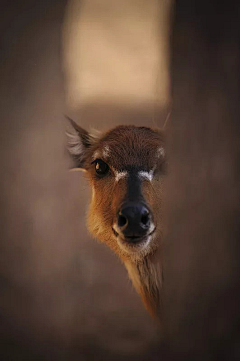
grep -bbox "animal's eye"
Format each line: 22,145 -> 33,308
93,159 -> 109,176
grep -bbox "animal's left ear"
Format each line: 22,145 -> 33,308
66,116 -> 100,169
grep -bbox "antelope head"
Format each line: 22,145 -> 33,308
66,118 -> 167,318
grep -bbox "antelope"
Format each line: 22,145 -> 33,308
66,117 -> 167,318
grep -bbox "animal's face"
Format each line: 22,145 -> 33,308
67,119 -> 167,262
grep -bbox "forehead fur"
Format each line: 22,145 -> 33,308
91,125 -> 164,170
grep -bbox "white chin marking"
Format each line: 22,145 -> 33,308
138,170 -> 154,182
117,235 -> 152,254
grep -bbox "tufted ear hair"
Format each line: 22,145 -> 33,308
152,111 -> 171,138
162,110 -> 171,131
65,116 -> 100,169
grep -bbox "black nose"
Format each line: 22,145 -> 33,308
117,203 -> 151,241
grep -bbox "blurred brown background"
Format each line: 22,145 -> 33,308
0,0 -> 240,360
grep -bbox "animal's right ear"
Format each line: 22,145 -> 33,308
65,116 -> 99,170
162,111 -> 171,132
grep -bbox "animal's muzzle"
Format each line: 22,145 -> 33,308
116,202 -> 152,242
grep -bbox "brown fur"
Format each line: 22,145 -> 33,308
66,120 -> 167,318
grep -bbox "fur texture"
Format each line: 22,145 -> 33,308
66,118 -> 167,317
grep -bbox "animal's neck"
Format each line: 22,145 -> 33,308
125,252 -> 163,318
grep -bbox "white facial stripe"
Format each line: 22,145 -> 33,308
138,170 -> 154,182
115,171 -> 128,182
92,151 -> 100,160
102,145 -> 110,158
157,147 -> 165,158
93,146 -> 110,161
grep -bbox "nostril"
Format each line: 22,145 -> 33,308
118,214 -> 127,228
117,203 -> 151,238
141,212 -> 150,226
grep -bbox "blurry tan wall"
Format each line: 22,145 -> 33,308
63,0 -> 172,126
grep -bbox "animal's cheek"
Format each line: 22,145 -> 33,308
87,198 -> 113,241
87,202 -> 120,255
90,181 -> 115,221
141,181 -> 157,206
141,180 -> 164,218
91,179 -> 113,200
